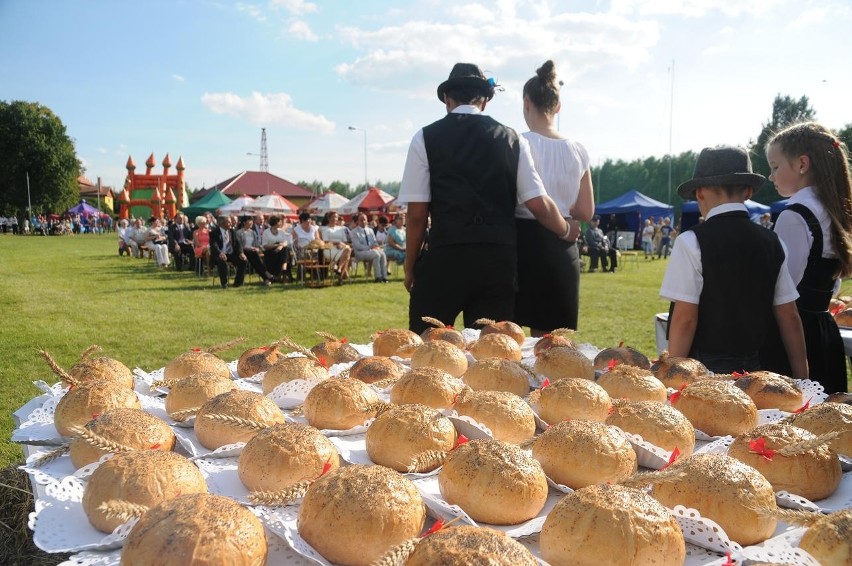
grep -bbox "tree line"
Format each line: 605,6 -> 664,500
1,95 -> 849,217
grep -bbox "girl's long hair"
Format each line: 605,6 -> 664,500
770,121 -> 852,277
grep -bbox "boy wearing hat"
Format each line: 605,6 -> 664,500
660,146 -> 808,377
398,63 -> 573,333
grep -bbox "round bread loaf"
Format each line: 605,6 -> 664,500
420,324 -> 467,349
237,344 -> 286,378
54,379 -> 141,437
799,508 -> 852,566
348,356 -> 405,384
834,308 -> 852,327
534,378 -> 612,425
303,377 -> 379,430
298,465 -> 425,566
730,371 -> 803,411
406,525 -> 538,566
365,404 -> 456,472
410,340 -> 468,377
263,355 -> 329,395
534,346 -> 595,381
438,439 -> 548,525
469,333 -> 522,362
597,364 -> 667,403
728,423 -> 841,501
786,401 -> 852,456
121,493 -> 266,566
825,392 -> 852,405
238,423 -> 340,492
163,350 -> 231,382
593,346 -> 651,371
372,328 -> 423,357
69,356 -> 134,389
194,389 -> 285,449
164,372 -> 234,419
533,333 -> 576,356
389,367 -> 464,410
650,452 -> 777,546
532,420 -> 636,488
650,353 -> 710,388
311,338 -> 361,364
606,399 -> 695,457
671,380 -> 758,437
541,484 -> 685,566
461,358 -> 531,397
454,389 -> 536,443
69,408 -> 176,469
479,320 -> 526,347
83,451 -> 207,533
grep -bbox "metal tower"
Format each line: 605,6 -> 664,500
259,128 -> 269,172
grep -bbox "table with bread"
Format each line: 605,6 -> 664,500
12,328 -> 851,566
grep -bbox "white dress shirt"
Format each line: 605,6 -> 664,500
773,186 -> 836,285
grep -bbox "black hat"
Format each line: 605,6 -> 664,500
436,63 -> 495,103
677,146 -> 766,201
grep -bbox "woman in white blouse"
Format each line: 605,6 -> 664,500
319,211 -> 352,279
262,215 -> 294,282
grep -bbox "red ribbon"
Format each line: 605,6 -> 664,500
452,434 -> 469,450
661,447 -> 680,470
260,346 -> 269,351
541,378 -> 550,389
607,358 -> 617,370
669,383 -> 687,404
91,413 -> 100,420
318,459 -> 333,478
607,405 -> 614,415
793,397 -> 811,414
731,370 -> 748,378
830,303 -> 845,316
749,437 -> 776,461
341,337 -> 348,344
446,325 -> 454,329
191,348 -> 201,352
150,443 -> 161,450
722,552 -> 735,566
451,393 -> 459,405
317,356 -> 328,368
422,520 -> 444,537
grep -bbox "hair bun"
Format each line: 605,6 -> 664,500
536,60 -> 556,83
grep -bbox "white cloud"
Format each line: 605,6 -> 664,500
200,91 -> 335,133
237,2 -> 267,22
702,43 -> 730,55
370,140 -> 410,153
172,74 -> 185,82
611,0 -> 784,18
786,6 -> 827,28
286,19 -> 318,41
270,0 -> 317,16
719,25 -> 734,34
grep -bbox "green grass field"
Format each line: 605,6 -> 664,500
1,234 -> 849,469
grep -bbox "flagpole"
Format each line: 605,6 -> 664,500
26,171 -> 32,219
667,60 -> 675,205
97,176 -> 102,233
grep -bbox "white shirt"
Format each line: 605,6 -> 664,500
320,225 -> 349,243
773,186 -> 835,285
262,228 -> 290,247
514,132 -> 589,219
660,203 -> 799,306
397,105 -> 547,205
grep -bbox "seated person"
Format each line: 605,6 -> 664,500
145,218 -> 170,267
192,215 -> 211,269
350,212 -> 389,283
167,213 -> 195,271
128,218 -> 148,258
117,219 -> 132,256
375,216 -> 390,246
236,216 -> 274,285
319,211 -> 352,279
209,215 -> 248,289
262,215 -> 294,282
385,213 -> 407,263
292,211 -> 321,255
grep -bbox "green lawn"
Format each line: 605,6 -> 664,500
1,235 -> 848,468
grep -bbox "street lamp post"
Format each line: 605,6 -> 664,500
348,126 -> 368,190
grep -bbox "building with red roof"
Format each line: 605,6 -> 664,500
193,171 -> 313,208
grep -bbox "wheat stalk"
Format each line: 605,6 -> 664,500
617,468 -> 687,489
337,369 -> 351,379
474,318 -> 496,326
315,331 -> 339,342
72,426 -> 135,453
79,345 -> 102,361
743,502 -> 823,526
371,538 -> 419,566
777,431 -> 842,456
37,349 -> 78,387
289,406 -> 304,417
150,376 -> 181,391
31,444 -> 71,468
363,401 -> 393,416
676,385 -> 726,402
248,480 -> 312,506
277,337 -> 318,361
371,377 -> 400,389
97,500 -> 149,522
421,316 -> 446,329
169,406 -> 201,422
518,437 -> 536,449
201,413 -> 269,432
205,337 -> 246,354
406,450 -> 447,473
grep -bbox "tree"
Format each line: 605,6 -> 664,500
0,101 -> 81,217
836,124 -> 852,151
750,94 -> 817,203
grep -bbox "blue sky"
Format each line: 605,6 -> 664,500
2,0 -> 850,196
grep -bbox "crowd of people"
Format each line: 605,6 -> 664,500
116,210 -> 408,288
0,213 -> 114,236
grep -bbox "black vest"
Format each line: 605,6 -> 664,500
786,203 -> 840,312
690,210 -> 785,354
422,113 -> 520,248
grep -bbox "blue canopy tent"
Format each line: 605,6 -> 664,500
680,199 -> 771,231
770,198 -> 789,222
66,199 -> 99,216
594,190 -> 674,249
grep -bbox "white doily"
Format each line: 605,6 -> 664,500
619,429 -> 679,470
267,378 -> 326,410
411,475 -> 560,538
194,456 -> 253,504
20,446 -> 77,488
461,327 -> 481,346
446,415 -> 493,440
29,495 -> 137,553
775,471 -> 852,513
327,433 -> 372,467
792,379 -> 827,406
12,395 -> 65,444
669,505 -> 744,555
190,442 -> 246,460
32,380 -> 67,397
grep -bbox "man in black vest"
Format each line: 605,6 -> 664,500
660,146 -> 808,377
398,63 -> 576,334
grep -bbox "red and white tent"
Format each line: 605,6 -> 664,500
243,192 -> 299,217
218,195 -> 256,215
338,187 -> 395,216
305,191 -> 350,214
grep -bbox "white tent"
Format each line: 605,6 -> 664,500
338,187 -> 395,215
218,195 -> 256,215
243,192 -> 299,215
306,191 -> 349,214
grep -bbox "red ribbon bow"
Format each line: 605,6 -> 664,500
661,447 -> 681,470
318,459 -> 333,478
422,520 -> 445,537
540,378 -> 551,390
731,370 -> 749,378
669,383 -> 687,404
191,348 -> 201,352
607,358 -> 618,371
452,434 -> 469,450
150,443 -> 161,450
722,551 -> 735,566
317,356 -> 328,368
340,337 -> 348,344
793,397 -> 812,414
749,437 -> 776,461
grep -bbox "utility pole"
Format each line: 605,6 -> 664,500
259,128 -> 269,173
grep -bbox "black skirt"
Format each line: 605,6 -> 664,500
514,218 -> 580,331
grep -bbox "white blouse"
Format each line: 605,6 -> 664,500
515,131 -> 590,220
